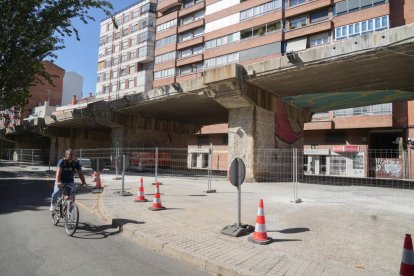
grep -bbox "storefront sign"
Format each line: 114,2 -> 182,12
332,145 -> 360,152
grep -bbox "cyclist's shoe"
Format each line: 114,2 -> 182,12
50,204 -> 56,211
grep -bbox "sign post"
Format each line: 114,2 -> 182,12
205,143 -> 216,193
221,158 -> 254,237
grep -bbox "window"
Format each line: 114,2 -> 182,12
157,19 -> 177,32
129,64 -> 136,74
132,10 -> 139,18
120,67 -> 126,76
334,0 -> 387,16
141,3 -> 156,14
181,10 -> 204,25
155,51 -> 176,64
131,24 -> 137,33
156,35 -> 177,48
289,16 -> 307,29
179,45 -> 203,58
130,50 -> 136,60
138,32 -> 153,43
154,68 -> 176,79
112,83 -> 117,92
289,0 -> 305,7
97,73 -> 103,82
131,37 -> 137,46
138,46 -> 149,57
121,54 -> 127,63
128,78 -> 135,88
113,57 -> 119,65
179,27 -> 204,42
309,32 -> 330,47
122,40 -> 128,49
204,52 -> 240,69
335,15 -> 389,40
120,81 -> 126,90
183,0 -> 203,9
206,32 -> 241,49
330,156 -> 346,175
206,0 -> 241,15
310,9 -> 329,23
114,44 -> 119,53
112,69 -> 118,78
115,32 -> 121,40
123,28 -> 128,36
123,14 -> 129,23
240,0 -> 281,21
103,85 -> 109,93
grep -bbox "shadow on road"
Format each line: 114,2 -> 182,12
71,222 -> 125,239
0,170 -> 96,215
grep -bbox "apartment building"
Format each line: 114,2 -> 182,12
153,0 -> 413,88
96,0 -> 157,100
0,61 -> 64,129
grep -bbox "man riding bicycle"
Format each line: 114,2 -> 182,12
50,149 -> 86,211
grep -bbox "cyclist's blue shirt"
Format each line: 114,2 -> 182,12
58,159 -> 81,183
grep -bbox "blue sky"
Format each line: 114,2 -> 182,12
53,1 -> 139,98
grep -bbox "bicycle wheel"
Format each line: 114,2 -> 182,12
64,202 -> 79,236
51,209 -> 60,225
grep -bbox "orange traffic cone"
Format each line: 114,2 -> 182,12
400,234 -> 414,276
148,182 -> 166,211
248,199 -> 272,245
134,177 -> 148,202
95,172 -> 102,189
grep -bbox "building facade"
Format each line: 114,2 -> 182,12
96,0 -> 157,100
62,72 -> 83,106
152,0 -> 413,88
0,61 -> 64,129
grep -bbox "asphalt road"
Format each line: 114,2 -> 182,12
0,169 -> 211,276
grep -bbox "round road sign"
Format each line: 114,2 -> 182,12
229,158 -> 246,187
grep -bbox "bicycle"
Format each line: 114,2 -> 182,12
51,184 -> 84,236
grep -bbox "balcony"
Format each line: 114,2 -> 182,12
177,35 -> 204,50
158,0 -> 182,14
179,1 -> 205,17
176,53 -> 203,67
284,20 -> 332,40
178,18 -> 205,34
285,0 -> 333,18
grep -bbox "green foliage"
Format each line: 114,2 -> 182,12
0,0 -> 113,110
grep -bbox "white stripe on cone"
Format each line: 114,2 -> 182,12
153,198 -> 161,203
402,249 -> 414,265
257,208 -> 264,216
255,223 -> 266,233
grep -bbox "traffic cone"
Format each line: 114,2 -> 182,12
400,234 -> 414,276
92,171 -> 97,182
248,199 -> 272,245
148,182 -> 166,211
134,177 -> 148,202
95,172 -> 102,189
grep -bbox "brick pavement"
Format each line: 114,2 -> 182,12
74,172 -> 405,276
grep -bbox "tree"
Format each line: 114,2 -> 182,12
0,0 -> 113,110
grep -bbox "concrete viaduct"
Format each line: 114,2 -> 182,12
21,24 -> 414,180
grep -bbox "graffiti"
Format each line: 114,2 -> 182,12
274,98 -> 303,147
374,158 -> 402,179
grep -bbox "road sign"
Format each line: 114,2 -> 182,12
229,158 -> 246,187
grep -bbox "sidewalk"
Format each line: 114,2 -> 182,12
77,172 -> 413,276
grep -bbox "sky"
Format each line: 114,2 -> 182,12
53,1 -> 139,98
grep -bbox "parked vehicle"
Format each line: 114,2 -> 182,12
130,151 -> 171,171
